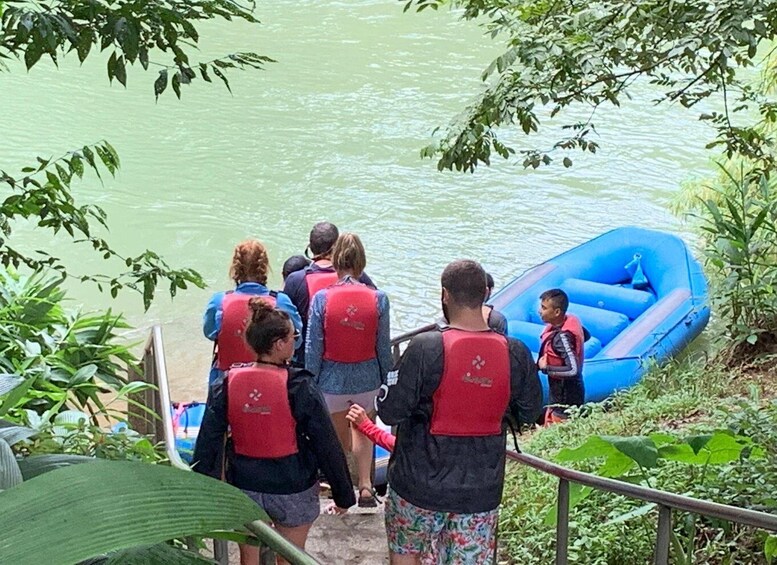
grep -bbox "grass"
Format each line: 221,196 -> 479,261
498,349 -> 774,564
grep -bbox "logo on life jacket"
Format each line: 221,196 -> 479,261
323,284 -> 379,363
227,365 -> 298,459
242,389 -> 270,414
216,292 -> 276,371
340,304 -> 366,331
430,329 -> 510,437
462,355 -> 492,387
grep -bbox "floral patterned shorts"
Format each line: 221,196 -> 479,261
384,487 -> 498,564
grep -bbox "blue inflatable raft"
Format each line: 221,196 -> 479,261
491,226 -> 710,403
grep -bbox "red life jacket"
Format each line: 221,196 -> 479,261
305,269 -> 339,303
322,283 -> 379,363
227,365 -> 298,459
540,314 -> 585,374
216,292 -> 276,371
430,329 -> 511,437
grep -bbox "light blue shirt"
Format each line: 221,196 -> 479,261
305,277 -> 392,395
203,282 -> 302,383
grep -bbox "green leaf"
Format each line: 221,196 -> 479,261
0,438 -> 23,489
17,454 -> 94,480
604,502 -> 656,526
24,41 -> 44,70
601,436 -> 658,469
154,69 -> 168,99
0,460 -> 267,564
211,66 -> 232,93
765,534 -> 777,563
70,364 -> 98,385
597,449 -> 635,478
0,374 -> 24,396
0,376 -> 36,417
172,71 -> 182,99
98,543 -> 217,564
556,436 -> 618,462
69,155 -> 84,179
685,434 -> 713,455
0,425 -> 36,446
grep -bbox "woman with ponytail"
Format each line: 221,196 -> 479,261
193,299 -> 355,564
305,233 -> 392,508
203,240 -> 302,384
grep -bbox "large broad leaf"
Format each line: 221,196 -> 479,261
555,436 -> 619,462
83,542 -> 216,564
0,438 -> 23,489
659,431 -> 749,466
0,459 -> 267,564
601,436 -> 658,469
17,454 -> 95,480
0,424 -> 37,446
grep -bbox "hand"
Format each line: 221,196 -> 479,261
537,356 -> 547,370
324,502 -> 349,516
346,403 -> 368,426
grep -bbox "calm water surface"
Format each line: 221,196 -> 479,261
2,1 -> 715,400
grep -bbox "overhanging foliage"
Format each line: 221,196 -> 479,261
405,0 -> 777,172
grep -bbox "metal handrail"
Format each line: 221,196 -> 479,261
507,451 -> 777,531
145,326 -> 189,470
508,449 -> 777,564
141,325 -> 320,565
390,323 -> 436,363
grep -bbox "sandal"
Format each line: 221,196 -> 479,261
358,486 -> 379,508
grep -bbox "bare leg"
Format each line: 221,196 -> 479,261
274,523 -> 313,565
238,543 -> 259,565
329,409 -> 352,453
389,552 -> 422,565
352,422 -> 374,493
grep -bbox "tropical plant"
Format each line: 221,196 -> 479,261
552,430 -> 759,564
500,361 -> 775,564
693,166 -> 777,360
0,374 -> 270,565
403,0 -> 777,173
0,267 -> 148,420
0,457 -> 266,564
1,0 -> 272,307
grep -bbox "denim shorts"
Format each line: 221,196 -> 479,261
242,482 -> 320,528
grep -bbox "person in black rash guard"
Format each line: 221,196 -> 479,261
192,299 -> 355,565
377,260 -> 542,565
537,288 -> 586,424
283,222 -> 376,366
484,272 -> 508,335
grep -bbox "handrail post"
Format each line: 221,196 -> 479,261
556,479 -> 570,565
655,505 -> 671,565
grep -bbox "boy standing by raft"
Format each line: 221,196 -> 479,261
537,288 -> 586,424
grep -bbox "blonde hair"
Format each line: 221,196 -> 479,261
331,233 -> 366,278
229,240 -> 270,285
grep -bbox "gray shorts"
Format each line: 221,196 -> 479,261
242,482 -> 320,528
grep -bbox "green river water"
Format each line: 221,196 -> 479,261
3,1 -> 716,400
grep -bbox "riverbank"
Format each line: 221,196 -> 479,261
499,351 -> 777,563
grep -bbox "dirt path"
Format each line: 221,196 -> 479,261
222,499 -> 389,564
305,502 -> 389,564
